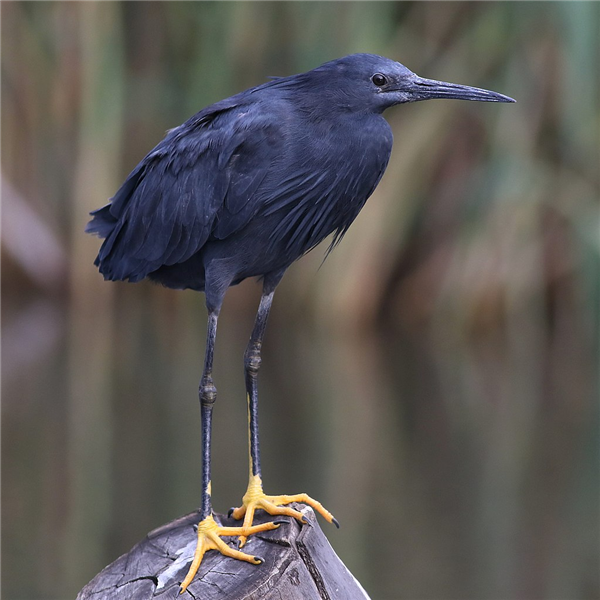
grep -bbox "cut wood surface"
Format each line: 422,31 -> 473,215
77,504 -> 371,599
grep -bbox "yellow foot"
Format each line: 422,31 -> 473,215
179,514 -> 280,594
228,474 -> 339,548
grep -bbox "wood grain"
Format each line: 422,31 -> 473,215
77,505 -> 370,599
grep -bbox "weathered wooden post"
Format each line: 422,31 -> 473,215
77,505 -> 370,599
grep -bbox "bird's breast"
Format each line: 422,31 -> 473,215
253,113 -> 393,263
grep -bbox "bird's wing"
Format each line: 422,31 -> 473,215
88,100 -> 283,282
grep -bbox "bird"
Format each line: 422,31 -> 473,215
86,53 -> 514,593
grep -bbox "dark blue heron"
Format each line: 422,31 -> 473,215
87,53 -> 514,592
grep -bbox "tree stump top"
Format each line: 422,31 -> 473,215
77,505 -> 370,599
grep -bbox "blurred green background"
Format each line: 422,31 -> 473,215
2,2 -> 599,599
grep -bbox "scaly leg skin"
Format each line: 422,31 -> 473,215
229,473 -> 339,548
180,308 -> 282,594
179,514 -> 281,594
233,282 -> 339,548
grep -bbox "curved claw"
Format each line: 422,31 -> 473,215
230,475 -> 338,542
179,515 -> 278,594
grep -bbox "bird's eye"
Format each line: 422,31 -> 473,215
371,73 -> 388,87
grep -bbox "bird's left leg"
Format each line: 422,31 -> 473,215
230,282 -> 338,547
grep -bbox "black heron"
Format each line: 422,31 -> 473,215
87,53 -> 514,592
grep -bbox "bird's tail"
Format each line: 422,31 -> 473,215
85,165 -> 152,281
86,207 -> 147,281
85,204 -> 116,239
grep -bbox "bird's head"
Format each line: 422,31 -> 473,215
311,53 -> 515,113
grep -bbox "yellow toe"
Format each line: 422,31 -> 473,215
179,514 -> 280,594
230,474 -> 338,543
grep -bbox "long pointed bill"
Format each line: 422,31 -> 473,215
408,76 -> 515,103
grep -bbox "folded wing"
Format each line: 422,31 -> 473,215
87,101 -> 283,282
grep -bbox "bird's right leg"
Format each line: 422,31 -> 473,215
179,309 -> 281,595
229,283 -> 338,547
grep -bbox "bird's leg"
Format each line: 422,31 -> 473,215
198,311 -> 218,522
179,309 -> 280,594
230,288 -> 339,547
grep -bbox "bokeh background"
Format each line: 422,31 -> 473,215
2,2 -> 599,599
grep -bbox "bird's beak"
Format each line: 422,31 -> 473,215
403,75 -> 515,104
